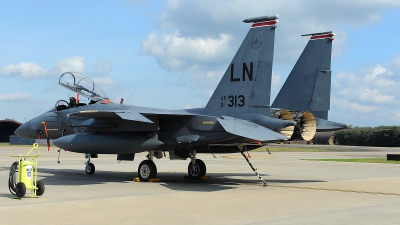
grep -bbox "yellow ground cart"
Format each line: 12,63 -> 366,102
9,143 -> 45,198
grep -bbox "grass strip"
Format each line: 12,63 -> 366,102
252,147 -> 328,152
305,158 -> 400,164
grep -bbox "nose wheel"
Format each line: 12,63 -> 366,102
85,162 -> 95,175
85,154 -> 96,175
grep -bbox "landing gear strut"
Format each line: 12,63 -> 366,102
188,150 -> 206,179
85,153 -> 95,175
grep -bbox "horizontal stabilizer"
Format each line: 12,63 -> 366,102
316,117 -> 350,132
67,110 -> 153,123
217,116 -> 287,141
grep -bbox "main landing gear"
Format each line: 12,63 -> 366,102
136,150 -> 207,181
188,151 -> 206,179
138,160 -> 157,181
137,150 -> 158,181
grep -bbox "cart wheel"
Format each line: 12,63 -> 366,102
15,182 -> 26,198
36,180 -> 45,196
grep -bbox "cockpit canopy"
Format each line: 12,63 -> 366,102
59,72 -> 108,101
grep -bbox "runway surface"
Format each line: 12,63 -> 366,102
1,145 -> 400,224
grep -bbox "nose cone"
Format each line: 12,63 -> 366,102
15,121 -> 33,138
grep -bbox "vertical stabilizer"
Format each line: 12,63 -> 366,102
271,32 -> 334,120
203,15 -> 278,117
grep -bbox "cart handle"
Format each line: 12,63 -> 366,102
10,143 -> 40,158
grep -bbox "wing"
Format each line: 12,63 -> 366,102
217,116 -> 287,141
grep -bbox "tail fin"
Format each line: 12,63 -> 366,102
271,31 -> 334,120
203,15 -> 279,117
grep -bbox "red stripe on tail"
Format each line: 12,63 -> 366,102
310,33 -> 334,40
252,20 -> 277,28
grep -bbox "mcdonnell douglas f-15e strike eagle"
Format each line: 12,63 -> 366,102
15,15 -> 345,184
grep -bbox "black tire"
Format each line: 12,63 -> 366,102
15,182 -> 26,198
8,161 -> 19,195
36,180 -> 45,196
138,160 -> 157,181
85,163 -> 95,175
188,159 -> 206,179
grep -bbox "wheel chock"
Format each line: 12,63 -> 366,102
133,177 -> 160,182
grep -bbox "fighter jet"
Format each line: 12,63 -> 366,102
15,15 -> 296,182
271,31 -> 350,141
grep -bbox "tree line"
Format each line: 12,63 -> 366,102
333,126 -> 400,147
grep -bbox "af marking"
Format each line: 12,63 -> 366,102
230,62 -> 254,82
221,95 -> 245,107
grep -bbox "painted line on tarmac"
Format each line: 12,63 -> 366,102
220,155 -> 274,159
267,184 -> 400,196
0,167 -> 10,171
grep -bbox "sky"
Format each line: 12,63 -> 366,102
1,0 -> 400,127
